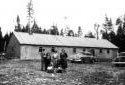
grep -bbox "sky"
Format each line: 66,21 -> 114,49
0,0 -> 125,36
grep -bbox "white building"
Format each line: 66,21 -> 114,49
6,32 -> 118,60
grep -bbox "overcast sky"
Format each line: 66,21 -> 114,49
0,0 -> 125,36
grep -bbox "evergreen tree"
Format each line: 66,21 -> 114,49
50,25 -> 59,35
14,15 -> 21,32
115,16 -> 125,52
117,24 -> 124,38
42,28 -> 48,34
116,25 -> 125,52
108,31 -> 116,43
77,26 -> 83,37
32,20 -> 42,33
122,15 -> 125,35
21,24 -> 29,32
102,15 -> 113,40
84,32 -> 95,38
27,0 -> 34,33
60,28 -> 64,36
74,33 -> 78,37
67,30 -> 74,36
0,27 -> 4,52
3,32 -> 9,51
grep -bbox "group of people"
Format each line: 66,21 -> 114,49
40,47 -> 68,73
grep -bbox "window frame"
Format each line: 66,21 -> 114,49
73,48 -> 76,53
100,49 -> 102,53
107,49 -> 110,54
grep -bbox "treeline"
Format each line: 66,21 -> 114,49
14,15 -> 125,52
14,15 -> 83,37
1,15 -> 125,52
100,15 -> 125,52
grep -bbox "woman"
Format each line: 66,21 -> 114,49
60,49 -> 68,71
52,51 -> 59,68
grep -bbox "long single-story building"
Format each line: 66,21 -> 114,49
6,32 -> 118,60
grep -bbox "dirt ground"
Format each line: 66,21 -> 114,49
0,60 -> 125,85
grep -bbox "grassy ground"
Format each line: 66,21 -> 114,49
0,60 -> 125,85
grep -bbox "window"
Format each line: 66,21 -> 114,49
73,48 -> 76,53
107,49 -> 110,54
100,49 -> 102,53
83,48 -> 86,51
91,49 -> 95,56
51,47 -> 55,52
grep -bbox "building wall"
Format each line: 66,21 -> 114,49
20,45 -> 73,59
6,35 -> 20,59
21,45 -> 40,59
20,45 -> 117,60
94,48 -> 117,59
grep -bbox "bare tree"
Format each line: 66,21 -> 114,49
94,23 -> 100,39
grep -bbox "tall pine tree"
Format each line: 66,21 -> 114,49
77,26 -> 83,37
14,15 -> 21,32
102,15 -> 113,40
27,0 -> 34,33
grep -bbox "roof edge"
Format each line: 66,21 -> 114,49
20,43 -> 118,49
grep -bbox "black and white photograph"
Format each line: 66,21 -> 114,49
0,0 -> 125,84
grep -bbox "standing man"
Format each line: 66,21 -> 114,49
39,47 -> 47,71
60,49 -> 68,71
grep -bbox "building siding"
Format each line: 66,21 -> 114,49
20,45 -> 117,60
21,45 -> 40,59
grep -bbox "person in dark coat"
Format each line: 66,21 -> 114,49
46,52 -> 51,69
60,49 -> 68,71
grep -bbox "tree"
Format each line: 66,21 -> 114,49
64,26 -> 70,36
27,0 -> 34,33
115,16 -> 125,52
67,30 -> 74,36
60,28 -> 64,36
84,32 -> 95,38
50,25 -> 59,35
3,32 -> 9,51
77,26 -> 83,37
14,15 -> 21,32
74,33 -> 78,37
0,27 -> 4,52
21,24 -> 29,32
122,15 -> 125,35
116,17 -> 122,25
32,20 -> 42,33
117,24 -> 124,38
108,31 -> 116,43
116,25 -> 125,52
101,15 -> 113,40
42,28 -> 48,34
94,23 -> 100,39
